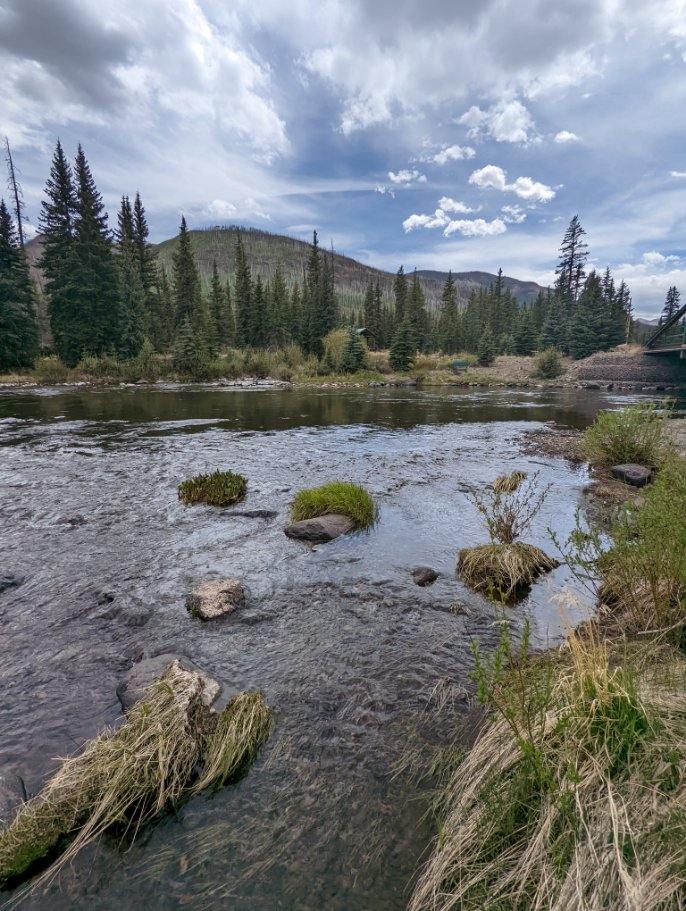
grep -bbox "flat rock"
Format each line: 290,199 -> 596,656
411,566 -> 439,587
186,578 -> 246,620
226,508 -> 278,519
611,463 -> 653,487
284,513 -> 355,543
117,654 -> 220,711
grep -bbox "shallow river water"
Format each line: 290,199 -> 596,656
0,384 -> 670,909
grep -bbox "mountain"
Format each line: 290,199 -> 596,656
25,225 -> 548,344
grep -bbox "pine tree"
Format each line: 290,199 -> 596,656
569,271 -> 604,359
438,270 -> 460,354
209,261 -> 230,347
389,319 -> 415,372
0,199 -> 38,370
555,215 -> 588,305
406,269 -> 428,350
340,328 -> 366,373
72,145 -> 125,358
234,233 -> 252,347
268,266 -> 288,346
251,275 -> 267,348
150,267 -> 174,351
39,140 -> 83,366
514,307 -> 537,355
116,195 -> 134,246
287,283 -> 301,341
224,280 -> 236,347
173,315 -> 208,378
661,286 -> 681,324
477,325 -> 496,366
171,216 -> 212,355
132,193 -> 157,294
363,281 -> 382,349
393,265 -> 408,325
116,238 -> 145,358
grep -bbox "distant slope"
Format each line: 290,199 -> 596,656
155,226 -> 548,309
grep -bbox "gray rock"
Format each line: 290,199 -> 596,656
226,509 -> 278,519
611,463 -> 653,487
117,654 -> 220,711
186,578 -> 246,620
284,513 -> 355,542
411,566 -> 439,587
0,573 -> 25,595
0,774 -> 25,824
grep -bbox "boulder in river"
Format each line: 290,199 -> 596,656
411,566 -> 439,587
284,513 -> 355,542
0,574 -> 24,595
186,578 -> 246,620
610,464 -> 653,487
117,654 -> 220,711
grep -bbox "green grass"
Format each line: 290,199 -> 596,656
290,481 -> 377,528
583,402 -> 668,468
178,470 -> 247,507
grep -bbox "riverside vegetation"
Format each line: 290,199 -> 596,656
178,470 -> 248,507
412,403 -> 686,911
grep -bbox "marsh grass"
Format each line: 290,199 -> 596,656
290,481 -> 377,528
410,626 -> 686,911
493,470 -> 527,494
458,542 -> 559,602
194,692 -> 272,793
178,470 -> 247,507
583,402 -> 669,468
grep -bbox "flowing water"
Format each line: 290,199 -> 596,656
0,384 -> 674,909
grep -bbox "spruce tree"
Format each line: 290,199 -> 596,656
389,319 -> 415,372
209,261 -> 230,347
116,238 -> 145,358
224,280 -> 236,348
116,195 -> 134,245
39,140 -> 83,366
555,215 -> 588,305
514,307 -> 537,355
569,271 -> 604,359
132,192 -> 157,294
393,265 -> 408,326
661,286 -> 681,324
251,275 -> 267,348
0,200 -> 38,370
171,216 -> 212,355
234,233 -> 252,347
268,266 -> 288,346
340,328 -> 366,373
406,269 -> 428,350
438,270 -> 460,354
477,325 -> 496,366
173,315 -> 208,378
72,145 -> 125,357
363,281 -> 382,349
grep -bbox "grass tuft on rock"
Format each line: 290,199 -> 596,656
0,664 -> 270,891
290,481 -> 377,528
193,692 -> 272,793
493,470 -> 527,494
178,470 -> 247,507
458,542 -> 558,601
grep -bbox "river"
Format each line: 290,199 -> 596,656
0,384 -> 676,909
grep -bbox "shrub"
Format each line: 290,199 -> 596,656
76,354 -> 123,379
583,402 -> 668,467
322,329 -> 351,371
340,329 -> 368,373
534,347 -> 564,378
471,472 -> 551,545
33,355 -> 70,384
291,481 -> 377,528
243,348 -> 273,379
493,470 -> 527,494
178,470 -> 247,507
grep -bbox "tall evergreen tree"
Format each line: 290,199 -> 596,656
555,215 -> 588,305
72,145 -> 125,357
477,325 -> 496,366
209,260 -> 230,347
393,265 -> 408,324
569,270 -> 604,359
132,192 -> 157,295
438,270 -> 460,354
251,275 -> 267,348
171,216 -> 211,355
661,286 -> 681,324
116,238 -> 145,358
234,233 -> 252,347
0,199 -> 38,370
406,269 -> 428,350
116,196 -> 134,246
268,266 -> 289,346
341,328 -> 366,373
389,318 -> 415,372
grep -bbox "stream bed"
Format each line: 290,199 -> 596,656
0,384 -> 668,909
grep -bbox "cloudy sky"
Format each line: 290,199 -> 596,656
1,0 -> 685,316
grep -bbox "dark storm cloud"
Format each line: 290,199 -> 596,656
0,0 -> 136,106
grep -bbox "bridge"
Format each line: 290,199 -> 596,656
645,303 -> 686,357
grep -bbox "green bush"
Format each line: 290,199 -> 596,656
33,356 -> 70,384
534,347 -> 564,379
583,402 -> 668,467
76,354 -> 123,379
178,470 -> 247,507
291,481 -> 377,528
322,329 -> 350,371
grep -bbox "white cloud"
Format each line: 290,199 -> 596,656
205,198 -> 238,218
458,100 -> 535,144
443,217 -> 507,237
375,184 -> 395,197
438,197 -> 478,214
639,250 -> 681,267
431,144 -> 476,164
204,196 -> 270,220
388,168 -> 427,185
469,165 -> 556,202
670,170 -> 686,178
402,210 -> 450,232
554,130 -> 581,143
501,204 -> 527,223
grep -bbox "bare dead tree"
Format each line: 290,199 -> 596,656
5,136 -> 25,248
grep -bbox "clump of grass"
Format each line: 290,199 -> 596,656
410,626 -> 686,911
458,542 -> 559,601
290,481 -> 377,528
33,356 -> 70,384
193,692 -> 272,793
178,470 -> 247,507
493,470 -> 527,494
0,664 -> 206,888
583,402 -> 668,468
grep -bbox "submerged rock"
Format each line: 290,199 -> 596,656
117,654 -> 220,711
0,574 -> 24,595
411,566 -> 439,587
284,513 -> 355,543
0,774 -> 24,824
611,463 -> 653,487
186,578 -> 246,620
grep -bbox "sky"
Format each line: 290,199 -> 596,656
1,0 -> 685,317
